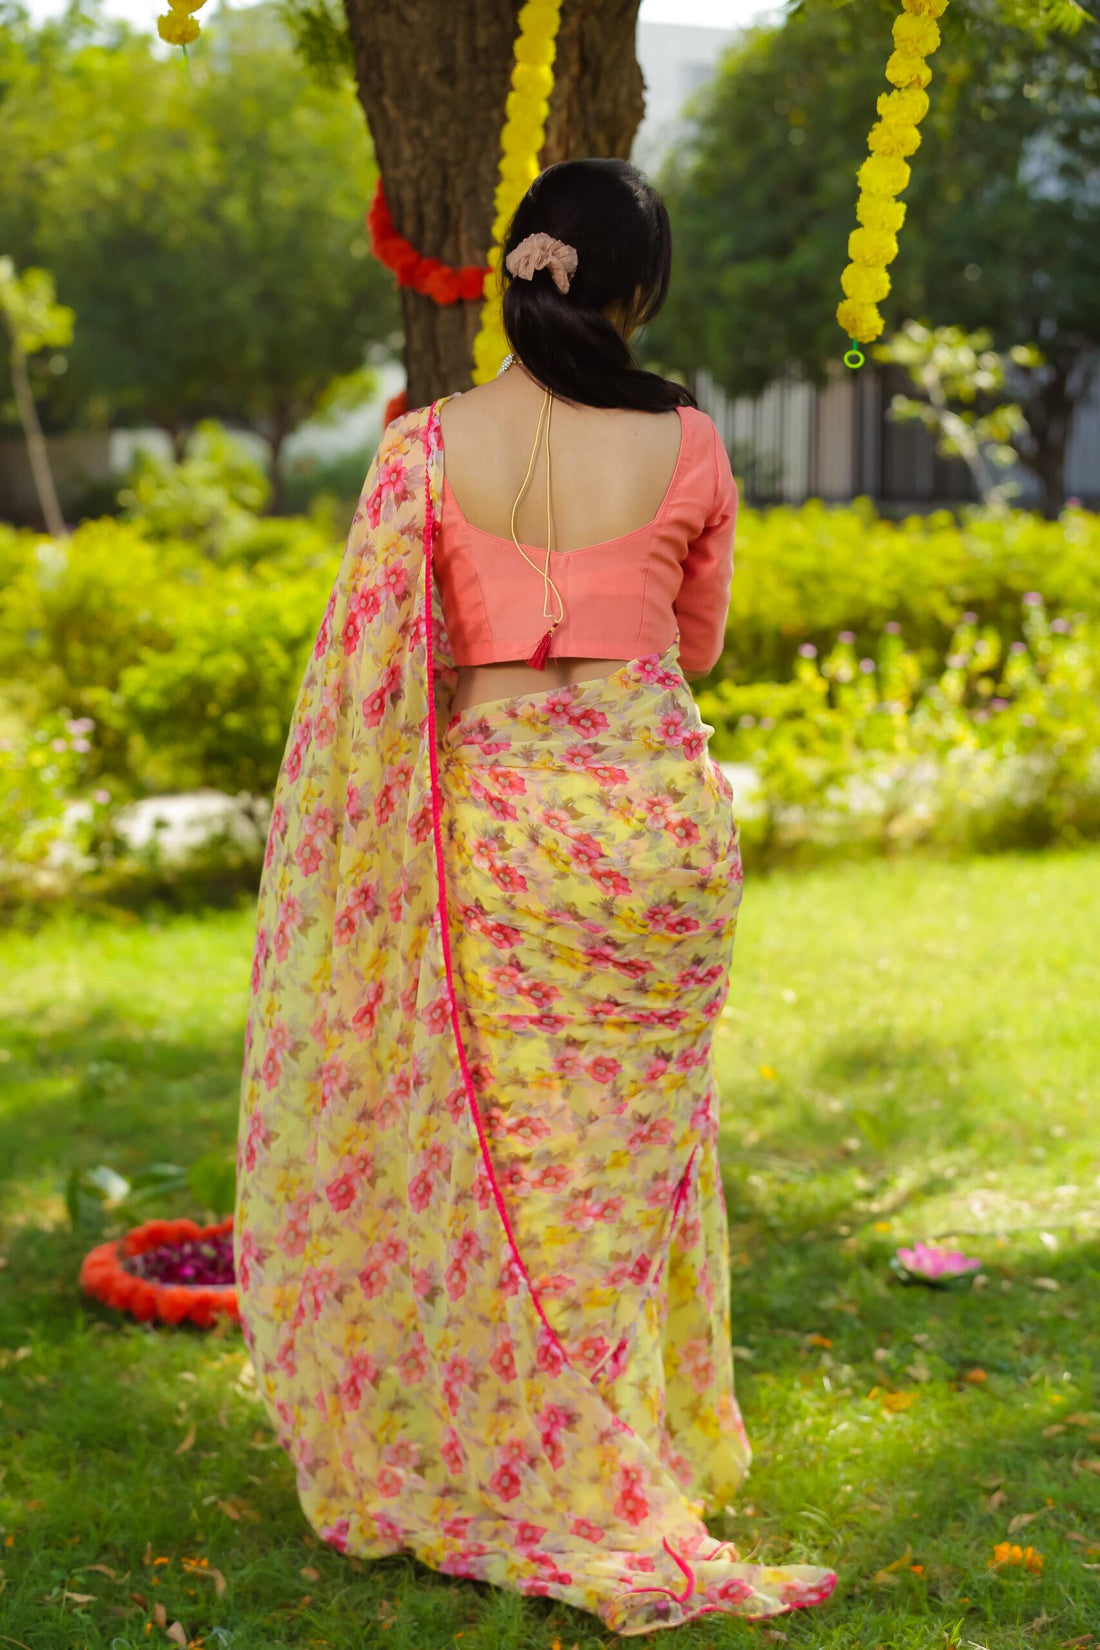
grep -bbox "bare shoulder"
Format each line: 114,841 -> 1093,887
439,379 -> 510,439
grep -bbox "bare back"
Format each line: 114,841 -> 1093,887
439,366 -> 687,716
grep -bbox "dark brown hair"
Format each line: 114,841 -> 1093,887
500,158 -> 697,413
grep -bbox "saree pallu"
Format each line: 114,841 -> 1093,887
234,401 -> 836,1636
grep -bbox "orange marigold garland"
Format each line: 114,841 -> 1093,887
80,1215 -> 239,1329
367,180 -> 489,305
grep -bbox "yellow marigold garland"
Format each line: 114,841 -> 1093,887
156,0 -> 207,49
471,0 -> 564,384
838,0 -> 949,366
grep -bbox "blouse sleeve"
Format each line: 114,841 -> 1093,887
674,419 -> 738,675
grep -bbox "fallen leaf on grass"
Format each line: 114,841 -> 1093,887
906,1360 -> 932,1383
1060,1637 -> 1093,1646
86,1563 -> 117,1578
154,1602 -> 167,1627
1025,1612 -> 1052,1634
130,1591 -> 148,1608
61,1590 -> 96,1604
871,1544 -> 913,1583
1043,1424 -> 1067,1437
166,1623 -> 187,1647
300,1566 -> 321,1581
1076,1461 -> 1100,1477
1033,1277 -> 1060,1292
987,1489 -> 1008,1510
180,1560 -> 226,1596
216,1496 -> 262,1523
1008,1511 -> 1047,1535
173,1423 -> 196,1456
143,1542 -> 153,1566
1066,1413 -> 1100,1429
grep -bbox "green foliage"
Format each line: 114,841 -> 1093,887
718,496 -> 1100,684
0,5 -> 398,442
118,420 -> 272,560
0,707 -> 100,873
0,255 -> 72,357
276,0 -> 354,88
2,434 -> 1098,901
701,595 -> 1099,860
875,321 -> 1045,509
65,1148 -> 236,1234
114,555 -> 336,799
0,519 -> 185,783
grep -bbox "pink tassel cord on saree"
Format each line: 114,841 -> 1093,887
234,401 -> 837,1635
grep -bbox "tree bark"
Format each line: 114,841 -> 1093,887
8,338 -> 67,539
341,0 -> 645,408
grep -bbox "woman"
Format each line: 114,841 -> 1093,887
234,158 -> 836,1636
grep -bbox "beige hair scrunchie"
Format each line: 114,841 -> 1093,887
505,232 -> 579,295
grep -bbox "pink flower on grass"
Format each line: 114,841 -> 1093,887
894,1241 -> 981,1283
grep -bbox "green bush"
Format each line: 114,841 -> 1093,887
2,469 -> 1098,903
115,559 -> 336,799
0,511 -> 337,800
718,498 -> 1100,685
0,708 -> 105,891
700,594 -> 1099,861
117,420 -> 272,561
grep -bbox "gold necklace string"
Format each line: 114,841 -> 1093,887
508,384 -> 564,630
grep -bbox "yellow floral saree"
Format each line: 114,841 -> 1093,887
234,400 -> 836,1635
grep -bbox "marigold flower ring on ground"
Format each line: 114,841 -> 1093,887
79,1214 -> 239,1328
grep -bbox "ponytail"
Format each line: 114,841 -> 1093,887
499,158 -> 697,414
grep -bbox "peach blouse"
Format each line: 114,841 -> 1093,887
434,404 -> 737,675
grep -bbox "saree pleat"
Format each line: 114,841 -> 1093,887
234,401 -> 836,1636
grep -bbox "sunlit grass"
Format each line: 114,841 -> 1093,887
1,849 -> 1098,1649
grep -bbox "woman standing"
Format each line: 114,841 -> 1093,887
235,159 -> 836,1635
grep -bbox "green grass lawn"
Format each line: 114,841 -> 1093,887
1,848 -> 1098,1650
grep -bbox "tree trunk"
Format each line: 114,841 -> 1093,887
267,419 -> 291,516
1016,350 -> 1092,520
341,0 -> 645,408
8,338 -> 67,539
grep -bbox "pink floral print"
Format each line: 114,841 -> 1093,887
234,401 -> 836,1637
